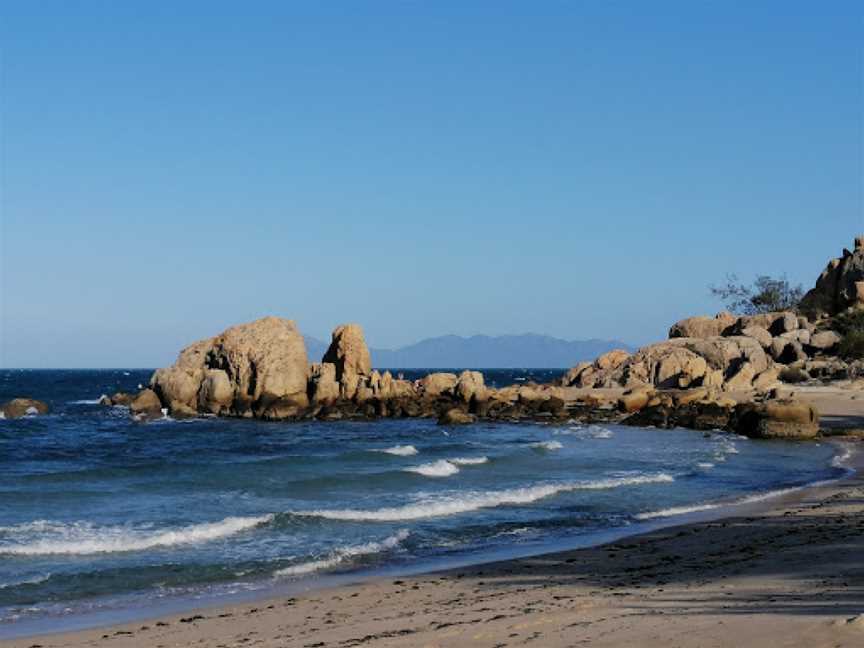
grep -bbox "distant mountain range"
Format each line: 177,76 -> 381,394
304,333 -> 633,369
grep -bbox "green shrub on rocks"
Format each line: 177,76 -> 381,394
839,330 -> 864,360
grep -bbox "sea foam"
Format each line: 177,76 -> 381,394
529,440 -> 563,451
274,530 -> 409,578
0,515 -> 273,556
404,460 -> 461,477
404,456 -> 488,477
297,474 -> 674,522
374,445 -> 419,456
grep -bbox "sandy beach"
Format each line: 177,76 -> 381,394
2,440 -> 860,648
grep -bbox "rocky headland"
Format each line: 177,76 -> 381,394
89,236 -> 864,440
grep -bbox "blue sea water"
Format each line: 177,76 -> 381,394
0,369 -> 845,635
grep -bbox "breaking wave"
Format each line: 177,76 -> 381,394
295,474 -> 675,522
403,456 -> 488,477
530,440 -> 563,451
374,445 -> 419,456
0,515 -> 273,556
274,530 -> 409,577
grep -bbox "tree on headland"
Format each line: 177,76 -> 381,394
710,274 -> 804,315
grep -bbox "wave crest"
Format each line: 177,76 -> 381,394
274,530 -> 409,578
0,515 -> 273,556
296,474 -> 674,522
374,445 -> 418,456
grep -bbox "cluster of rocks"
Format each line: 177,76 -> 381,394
87,234 -> 864,440
0,398 -> 49,419
96,315 -> 819,440
559,309 -> 850,393
121,317 -> 569,424
616,387 -> 819,439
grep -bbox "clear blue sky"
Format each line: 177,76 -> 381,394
1,1 -> 861,368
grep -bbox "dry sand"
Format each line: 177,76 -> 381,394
3,441 -> 862,648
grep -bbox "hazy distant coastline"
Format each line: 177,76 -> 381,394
304,333 -> 633,369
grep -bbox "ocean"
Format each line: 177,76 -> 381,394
0,369 -> 846,637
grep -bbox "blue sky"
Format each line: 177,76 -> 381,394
0,1 -> 861,368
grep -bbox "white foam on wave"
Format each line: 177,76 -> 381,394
404,460 -> 461,477
637,473 -> 852,521
0,573 -> 51,590
0,515 -> 273,556
831,444 -> 855,474
69,398 -> 103,405
297,474 -> 674,522
697,462 -> 715,470
554,426 -> 613,439
403,456 -> 488,477
374,445 -> 418,456
636,502 -> 721,520
529,440 -> 563,451
451,456 -> 488,465
274,530 -> 409,578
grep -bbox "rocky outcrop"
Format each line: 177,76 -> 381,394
455,370 -> 487,406
0,398 -> 49,419
561,293 -> 852,393
668,312 -> 735,339
322,324 -> 372,400
151,316 -> 310,419
130,389 -> 162,417
799,236 -> 864,317
420,373 -> 458,397
732,399 -> 819,439
308,363 -> 340,406
438,408 -> 475,425
561,334 -> 769,392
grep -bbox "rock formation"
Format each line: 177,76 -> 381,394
151,316 -> 310,419
322,324 -> 372,400
799,236 -> 864,317
126,235 -> 864,439
0,398 -> 49,419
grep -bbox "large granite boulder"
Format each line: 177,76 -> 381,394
732,399 -> 819,439
622,342 -> 709,389
151,316 -> 310,419
668,312 -> 735,339
799,236 -> 864,317
455,370 -> 487,405
0,398 -> 49,419
729,311 -> 799,336
808,330 -> 841,352
322,324 -> 372,400
130,389 -> 162,417
594,349 -> 631,370
198,369 -> 233,414
420,373 -> 458,397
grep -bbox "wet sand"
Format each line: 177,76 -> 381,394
4,443 -> 862,648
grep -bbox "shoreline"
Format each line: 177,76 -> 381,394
2,439 -> 861,647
